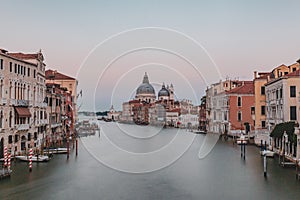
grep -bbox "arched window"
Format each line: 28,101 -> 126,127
9,111 -> 12,128
237,96 -> 242,107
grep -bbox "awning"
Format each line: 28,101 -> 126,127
15,107 -> 31,117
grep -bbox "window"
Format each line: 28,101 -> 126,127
10,62 -> 12,72
34,69 -> 36,78
14,64 -> 17,73
276,90 -> 279,99
238,111 -> 242,121
290,86 -> 296,97
18,64 -> 20,74
261,86 -> 265,95
24,66 -> 26,76
262,121 -> 266,128
0,59 -> 3,70
28,133 -> 31,141
8,135 -> 13,144
293,67 -> 297,72
290,106 -> 297,120
251,107 -> 255,115
261,106 -> 266,115
284,72 -> 288,75
237,96 -> 241,107
15,135 -> 19,143
280,88 -> 282,98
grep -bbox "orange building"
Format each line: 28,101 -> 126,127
226,81 -> 255,135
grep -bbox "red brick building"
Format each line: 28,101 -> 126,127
226,81 -> 255,134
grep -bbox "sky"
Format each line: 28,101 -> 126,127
1,0 -> 300,111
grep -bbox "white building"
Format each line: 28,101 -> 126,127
0,48 -> 47,157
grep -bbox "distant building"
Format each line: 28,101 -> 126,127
107,105 -> 121,121
121,72 -> 196,127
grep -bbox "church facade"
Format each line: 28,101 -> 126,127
121,72 -> 180,126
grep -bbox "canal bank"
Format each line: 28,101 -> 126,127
1,123 -> 300,200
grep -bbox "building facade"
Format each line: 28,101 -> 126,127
0,49 -> 47,156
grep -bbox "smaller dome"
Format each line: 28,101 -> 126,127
158,84 -> 170,97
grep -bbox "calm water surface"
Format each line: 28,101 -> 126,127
1,122 -> 300,200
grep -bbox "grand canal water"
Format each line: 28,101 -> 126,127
1,121 -> 300,200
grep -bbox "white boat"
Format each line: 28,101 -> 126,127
44,148 -> 69,154
236,135 -> 248,145
15,155 -> 51,162
260,150 -> 275,158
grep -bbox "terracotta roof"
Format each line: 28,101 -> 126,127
255,72 -> 271,80
226,81 -> 254,94
46,69 -> 75,80
8,53 -> 39,60
285,69 -> 300,77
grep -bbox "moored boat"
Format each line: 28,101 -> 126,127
15,155 -> 51,162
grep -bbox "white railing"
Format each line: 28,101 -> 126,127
17,99 -> 29,106
10,99 -> 16,105
51,123 -> 62,128
41,119 -> 48,124
15,124 -> 30,131
0,98 -> 7,105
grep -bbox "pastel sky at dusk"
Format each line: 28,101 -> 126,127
1,0 -> 300,111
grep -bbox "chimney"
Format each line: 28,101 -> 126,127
254,71 -> 257,79
267,75 -> 270,82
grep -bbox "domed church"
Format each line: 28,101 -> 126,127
135,72 -> 156,103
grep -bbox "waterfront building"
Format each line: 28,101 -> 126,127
206,79 -> 243,133
253,71 -> 270,134
45,70 -> 77,145
45,69 -> 78,122
265,69 -> 300,130
121,72 -> 196,127
107,105 -> 121,121
0,48 -> 47,156
198,96 -> 206,131
226,81 -> 255,136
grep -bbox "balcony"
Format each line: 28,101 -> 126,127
10,99 -> 16,105
0,98 -> 7,105
51,123 -> 62,128
15,124 -> 30,131
41,119 -> 48,125
17,99 -> 29,106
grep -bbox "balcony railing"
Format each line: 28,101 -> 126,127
15,124 -> 30,131
41,119 -> 48,125
51,123 -> 62,128
17,99 -> 29,106
10,99 -> 16,105
0,98 -> 7,105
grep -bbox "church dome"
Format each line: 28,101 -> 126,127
158,84 -> 170,97
136,72 -> 155,95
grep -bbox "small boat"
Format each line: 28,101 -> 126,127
15,155 -> 51,162
0,157 -> 14,162
43,148 -> 69,154
260,150 -> 275,158
236,135 -> 248,145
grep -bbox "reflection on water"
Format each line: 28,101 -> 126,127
1,121 -> 300,200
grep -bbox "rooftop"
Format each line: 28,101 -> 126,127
46,69 -> 75,80
226,81 -> 254,94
